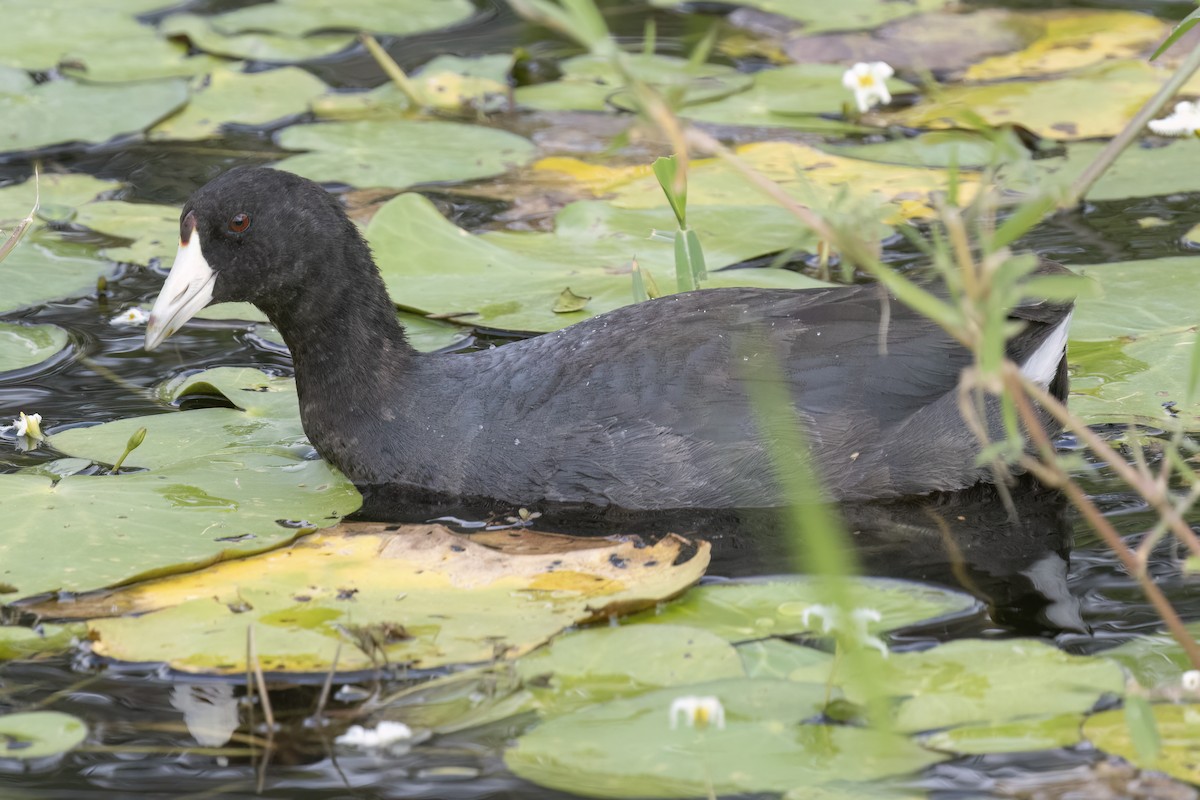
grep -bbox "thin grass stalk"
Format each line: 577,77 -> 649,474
1005,366 -> 1200,669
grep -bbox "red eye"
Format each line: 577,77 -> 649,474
229,213 -> 251,233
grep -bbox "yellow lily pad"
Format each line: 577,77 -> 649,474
77,524 -> 710,674
1084,704 -> 1200,784
963,10 -> 1166,81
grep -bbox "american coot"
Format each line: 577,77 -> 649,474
145,167 -> 1073,510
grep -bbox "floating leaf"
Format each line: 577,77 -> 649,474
208,0 -> 474,39
839,639 -> 1124,733
737,639 -> 834,682
0,241 -> 113,315
0,323 -> 69,374
76,524 -> 710,674
681,63 -> 910,131
60,36 -> 224,83
313,55 -> 513,120
367,192 -> 824,333
654,0 -> 955,34
0,1 -> 181,72
161,14 -> 355,63
1084,704 -> 1200,785
1069,258 -> 1200,428
1023,139 -> 1200,203
0,623 -> 84,661
274,120 -> 536,190
515,52 -> 751,112
0,711 -> 87,760
506,678 -> 947,798
0,76 -> 188,154
73,201 -> 179,266
963,10 -> 1166,81
0,173 -> 115,228
150,67 -> 328,141
624,577 -> 976,642
921,712 -> 1084,754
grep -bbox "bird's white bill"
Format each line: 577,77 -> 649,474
144,230 -> 215,351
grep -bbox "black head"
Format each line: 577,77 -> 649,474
145,167 -> 374,350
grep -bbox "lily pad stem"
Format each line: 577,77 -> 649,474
1064,41 -> 1200,208
359,34 -> 424,108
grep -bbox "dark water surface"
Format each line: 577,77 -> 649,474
2,0 -> 1200,797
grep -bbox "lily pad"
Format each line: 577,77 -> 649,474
73,200 -> 179,266
0,173 -> 115,229
208,0 -> 475,39
0,2 -> 180,72
0,453 -> 358,601
623,577 -> 977,642
680,63 -> 910,131
1023,139 -> 1200,203
161,14 -> 355,63
0,76 -> 188,154
737,638 -> 835,682
274,120 -> 536,190
515,53 -> 751,113
963,10 -> 1166,81
839,639 -> 1124,733
0,241 -> 113,314
657,0 -> 955,34
366,191 -> 825,333
60,35 -> 225,84
505,677 -> 947,798
314,55 -> 514,120
922,712 -> 1084,754
1069,258 -> 1200,428
52,367 -> 318,470
150,67 -> 328,141
0,323 -> 69,374
1103,629 -> 1200,689
0,623 -> 84,661
891,60 -> 1189,140
76,524 -> 710,674
1084,704 -> 1200,784
0,711 -> 87,760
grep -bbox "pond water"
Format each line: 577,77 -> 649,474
2,0 -> 1200,797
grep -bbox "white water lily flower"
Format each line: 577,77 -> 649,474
13,411 -> 43,440
110,307 -> 150,327
842,61 -> 894,113
669,695 -> 725,730
1148,101 -> 1200,137
801,604 -> 888,656
1183,670 -> 1200,692
335,720 -> 413,749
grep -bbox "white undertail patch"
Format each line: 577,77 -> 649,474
1019,312 -> 1072,388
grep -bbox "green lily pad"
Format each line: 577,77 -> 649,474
208,0 -> 474,38
52,368 -> 317,470
0,241 -> 113,314
0,623 -> 84,660
314,54 -> 514,120
839,639 -> 1124,733
822,130 -> 1019,170
506,678 -> 947,798
0,453 -> 358,601
0,173 -> 115,229
1069,258 -> 1200,428
366,191 -> 825,333
0,76 -> 188,154
1103,629 -> 1200,689
1084,704 -> 1200,784
150,67 -> 328,141
1023,139 -> 1200,203
655,0 -> 955,34
79,526 -> 708,674
274,120 -> 536,190
922,712 -> 1084,754
680,63 -> 911,131
161,14 -> 356,63
737,638 -> 835,682
61,35 -> 225,84
0,323 -> 69,374
622,577 -> 977,642
74,200 -> 179,266
0,711 -> 87,760
515,53 -> 751,113
0,1 -> 181,72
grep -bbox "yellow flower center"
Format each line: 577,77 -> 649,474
858,74 -> 877,88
